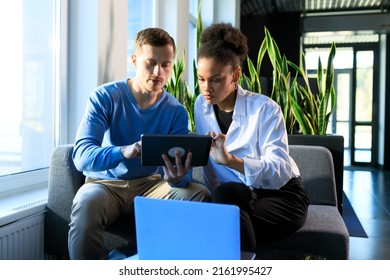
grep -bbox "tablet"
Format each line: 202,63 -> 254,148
141,134 -> 212,166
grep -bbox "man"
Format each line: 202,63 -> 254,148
69,28 -> 210,260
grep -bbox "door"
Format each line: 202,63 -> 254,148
305,41 -> 379,167
350,46 -> 379,166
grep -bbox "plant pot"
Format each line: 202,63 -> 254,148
288,134 -> 344,215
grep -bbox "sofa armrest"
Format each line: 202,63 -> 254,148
45,144 -> 85,257
289,145 -> 337,206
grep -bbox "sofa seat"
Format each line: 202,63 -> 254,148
257,205 -> 349,259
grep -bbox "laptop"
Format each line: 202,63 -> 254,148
141,134 -> 212,166
127,196 -> 255,260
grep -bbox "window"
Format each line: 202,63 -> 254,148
0,0 -> 62,191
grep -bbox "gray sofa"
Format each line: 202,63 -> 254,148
44,144 -> 349,260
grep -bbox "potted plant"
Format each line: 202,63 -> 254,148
166,0 -> 203,132
287,42 -> 344,214
241,27 -> 343,213
289,42 -> 337,135
165,50 -> 197,132
241,27 -> 297,133
241,27 -> 337,135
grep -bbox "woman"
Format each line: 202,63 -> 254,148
194,23 -> 309,252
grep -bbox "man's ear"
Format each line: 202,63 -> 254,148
131,54 -> 137,68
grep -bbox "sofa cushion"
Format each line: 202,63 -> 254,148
256,205 -> 349,260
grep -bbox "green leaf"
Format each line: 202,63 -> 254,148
256,38 -> 267,76
246,57 -> 261,93
291,98 -> 314,135
196,0 -> 203,50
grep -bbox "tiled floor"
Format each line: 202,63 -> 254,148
343,167 -> 390,260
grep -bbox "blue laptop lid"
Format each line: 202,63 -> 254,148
134,196 -> 241,260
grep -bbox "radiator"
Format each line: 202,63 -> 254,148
0,211 -> 45,260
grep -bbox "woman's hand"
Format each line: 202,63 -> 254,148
207,131 -> 232,165
207,131 -> 245,173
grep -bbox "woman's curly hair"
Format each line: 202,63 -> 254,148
198,22 -> 248,68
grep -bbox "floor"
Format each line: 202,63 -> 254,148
343,166 -> 390,260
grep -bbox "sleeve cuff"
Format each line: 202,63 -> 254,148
168,170 -> 192,188
112,146 -> 125,161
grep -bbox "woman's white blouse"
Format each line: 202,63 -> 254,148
194,87 -> 300,191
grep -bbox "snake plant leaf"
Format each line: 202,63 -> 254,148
196,0 -> 203,50
256,39 -> 267,76
291,97 -> 315,135
325,43 -> 337,92
317,57 -> 324,98
287,41 -> 336,135
300,82 -> 317,122
182,81 -> 197,132
246,56 -> 261,93
326,86 -> 337,125
320,83 -> 337,134
240,74 -> 250,90
264,28 -> 283,71
192,59 -> 200,97
317,42 -> 336,135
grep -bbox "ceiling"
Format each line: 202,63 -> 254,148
241,0 -> 390,16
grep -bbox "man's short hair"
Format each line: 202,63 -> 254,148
134,27 -> 176,54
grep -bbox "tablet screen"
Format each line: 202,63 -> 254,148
141,134 -> 212,166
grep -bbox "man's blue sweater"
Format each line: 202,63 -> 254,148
72,79 -> 190,183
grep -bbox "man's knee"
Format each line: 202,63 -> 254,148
191,182 -> 212,202
174,182 -> 211,202
70,184 -> 111,228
